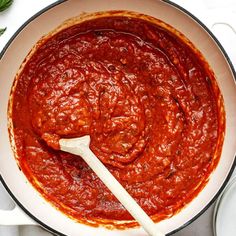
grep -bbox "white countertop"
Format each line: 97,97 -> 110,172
0,0 -> 236,235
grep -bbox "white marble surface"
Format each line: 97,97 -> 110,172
0,0 -> 235,235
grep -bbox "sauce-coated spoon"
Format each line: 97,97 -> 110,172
59,135 -> 165,236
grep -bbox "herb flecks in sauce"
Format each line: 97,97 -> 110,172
11,16 -> 224,226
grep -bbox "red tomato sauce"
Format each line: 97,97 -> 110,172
11,15 -> 224,226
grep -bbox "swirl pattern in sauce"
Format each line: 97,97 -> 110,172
11,16 -> 224,225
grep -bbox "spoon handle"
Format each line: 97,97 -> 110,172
60,136 -> 165,236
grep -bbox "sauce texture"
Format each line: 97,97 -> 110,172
10,15 -> 224,226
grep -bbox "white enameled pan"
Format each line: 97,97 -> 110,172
0,1 -> 236,235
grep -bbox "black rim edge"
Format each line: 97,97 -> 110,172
163,0 -> 236,235
0,0 -> 235,236
0,176 -> 65,236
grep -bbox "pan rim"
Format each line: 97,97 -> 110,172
0,0 -> 235,235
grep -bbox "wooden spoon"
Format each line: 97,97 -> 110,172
59,135 -> 165,236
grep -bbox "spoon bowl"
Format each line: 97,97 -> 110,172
59,135 -> 164,236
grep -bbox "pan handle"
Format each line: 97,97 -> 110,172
0,204 -> 37,225
204,9 -> 236,34
202,9 -> 236,66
